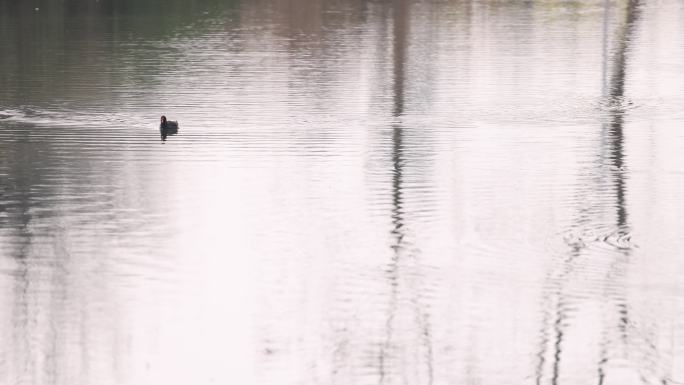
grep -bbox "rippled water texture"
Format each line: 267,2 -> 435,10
2,0 -> 684,384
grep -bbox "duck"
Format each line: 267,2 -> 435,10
159,115 -> 180,142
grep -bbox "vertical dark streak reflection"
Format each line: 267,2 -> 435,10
606,0 -> 641,230
596,3 -> 613,384
601,0 -> 611,96
597,0 -> 641,382
550,290 -> 566,385
535,302 -> 549,385
536,245 -> 581,385
391,0 -> 407,119
536,3 -> 642,379
379,0 -> 408,381
378,1 -> 432,384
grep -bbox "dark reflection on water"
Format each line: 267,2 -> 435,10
2,0 -> 684,384
379,1 -> 434,384
536,1 -> 670,384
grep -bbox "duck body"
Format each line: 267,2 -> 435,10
160,120 -> 180,135
159,119 -> 180,142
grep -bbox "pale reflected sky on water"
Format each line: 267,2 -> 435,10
1,0 -> 684,384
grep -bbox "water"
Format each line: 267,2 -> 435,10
1,0 -> 684,384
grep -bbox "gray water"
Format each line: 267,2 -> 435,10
2,0 -> 684,384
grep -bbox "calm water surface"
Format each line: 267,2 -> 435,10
2,0 -> 684,384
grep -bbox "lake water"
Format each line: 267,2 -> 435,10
2,0 -> 684,384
